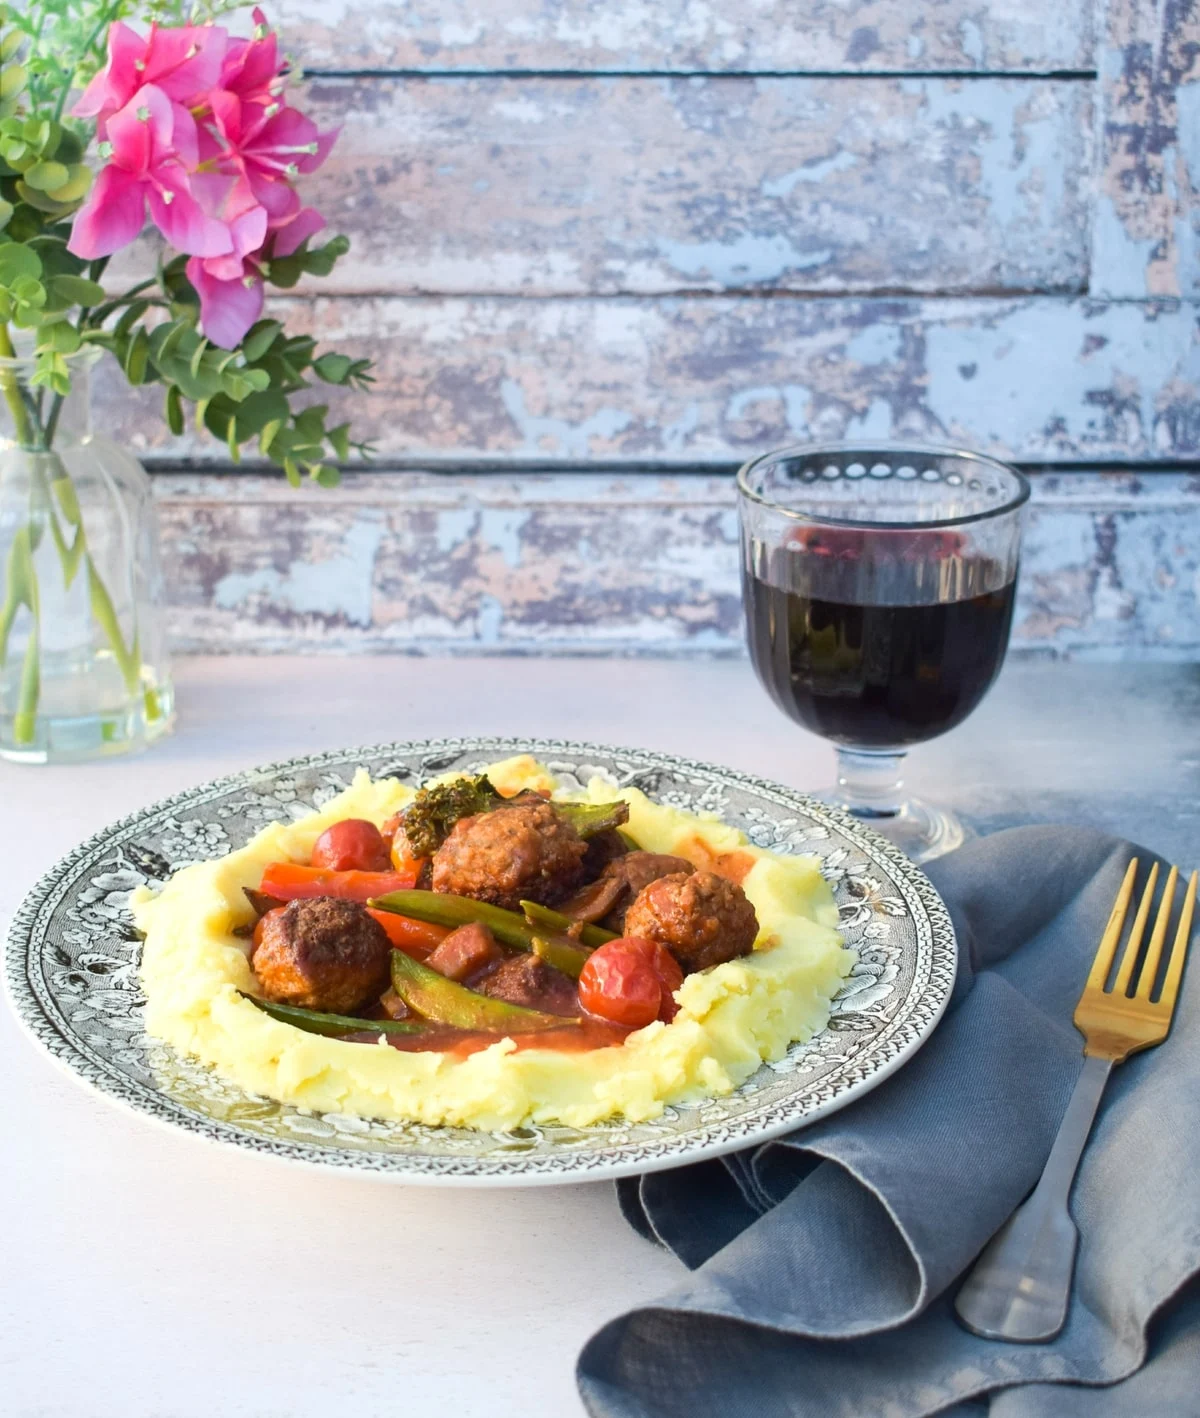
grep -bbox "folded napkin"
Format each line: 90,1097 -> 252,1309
578,827 -> 1200,1417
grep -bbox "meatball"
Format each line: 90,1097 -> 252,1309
477,954 -> 580,1017
623,871 -> 759,973
252,897 -> 392,1014
430,801 -> 588,910
560,851 -> 696,930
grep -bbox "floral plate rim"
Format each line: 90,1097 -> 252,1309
5,737 -> 957,1186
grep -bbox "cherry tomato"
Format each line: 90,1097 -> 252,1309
311,819 -> 391,872
578,937 -> 683,1028
389,827 -> 426,877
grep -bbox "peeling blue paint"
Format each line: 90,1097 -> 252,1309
212,514 -> 383,626
1173,81 -> 1200,299
1091,195 -> 1161,299
846,323 -> 903,365
501,379 -> 632,457
925,303 -> 1200,455
653,231 -> 833,285
761,149 -> 858,198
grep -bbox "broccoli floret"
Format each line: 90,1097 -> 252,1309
402,775 -> 631,858
402,775 -> 506,857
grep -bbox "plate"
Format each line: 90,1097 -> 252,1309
5,738 -> 956,1185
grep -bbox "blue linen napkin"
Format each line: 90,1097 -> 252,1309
578,827 -> 1200,1417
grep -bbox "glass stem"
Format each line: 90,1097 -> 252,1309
832,747 -> 906,820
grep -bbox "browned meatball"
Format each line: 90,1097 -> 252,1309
477,954 -> 580,1017
560,851 -> 697,929
623,871 -> 759,973
252,897 -> 392,1014
430,801 -> 588,910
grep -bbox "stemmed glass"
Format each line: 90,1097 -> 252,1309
737,443 -> 1029,862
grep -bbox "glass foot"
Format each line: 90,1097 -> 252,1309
814,790 -> 968,864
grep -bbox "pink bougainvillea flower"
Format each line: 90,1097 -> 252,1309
187,198 -> 324,349
200,89 -> 337,219
188,171 -> 268,277
219,8 -> 286,106
69,85 -> 234,260
186,254 -> 265,350
74,22 -> 227,129
270,204 -> 325,256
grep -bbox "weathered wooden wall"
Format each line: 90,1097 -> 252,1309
153,470 -> 1200,660
132,0 -> 1200,658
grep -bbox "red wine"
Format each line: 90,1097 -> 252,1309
743,566 -> 1016,749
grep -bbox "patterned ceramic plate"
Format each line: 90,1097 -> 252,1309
5,739 -> 956,1185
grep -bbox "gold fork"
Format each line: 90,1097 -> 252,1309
954,857 -> 1197,1343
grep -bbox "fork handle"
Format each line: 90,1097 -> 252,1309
953,1054 -> 1112,1342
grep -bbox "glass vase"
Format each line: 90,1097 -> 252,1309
0,350 -> 174,763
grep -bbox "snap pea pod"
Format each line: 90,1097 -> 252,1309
371,888 -> 585,957
555,799 -> 630,839
389,951 -> 571,1032
531,935 -> 592,979
240,993 -> 425,1037
519,899 -> 615,950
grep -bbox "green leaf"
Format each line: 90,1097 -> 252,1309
23,160 -> 68,192
259,417 -> 283,456
0,63 -> 26,102
0,29 -> 24,62
40,320 -> 80,353
165,385 -> 184,436
0,239 -> 40,282
189,335 -> 207,378
124,326 -> 150,385
282,456 -> 302,487
265,253 -> 303,288
327,422 -> 352,461
313,352 -> 353,384
241,319 -> 281,362
0,197 -> 10,229
44,164 -> 92,205
4,203 -> 41,241
55,130 -> 84,166
302,234 -> 350,277
314,464 -> 341,488
48,274 -> 105,307
22,117 -> 48,150
115,299 -> 150,338
13,181 -> 75,216
229,389 -> 288,441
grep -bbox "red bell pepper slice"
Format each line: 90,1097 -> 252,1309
366,909 -> 449,957
258,862 -> 421,904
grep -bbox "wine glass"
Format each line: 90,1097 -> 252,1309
737,443 -> 1029,862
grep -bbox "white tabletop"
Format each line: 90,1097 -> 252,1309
3,654 -> 1196,1418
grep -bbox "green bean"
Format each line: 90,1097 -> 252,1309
240,993 -> 424,1037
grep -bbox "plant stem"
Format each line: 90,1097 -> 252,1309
0,323 -> 38,448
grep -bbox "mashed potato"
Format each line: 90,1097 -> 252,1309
134,757 -> 853,1130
